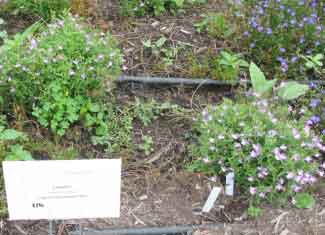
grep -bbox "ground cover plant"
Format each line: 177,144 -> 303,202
0,14 -> 125,151
1,0 -> 69,21
238,0 -> 324,79
189,63 -> 324,215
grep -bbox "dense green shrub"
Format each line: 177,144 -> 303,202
237,0 -> 324,79
2,0 -> 69,20
120,0 -> 205,16
0,15 -> 122,138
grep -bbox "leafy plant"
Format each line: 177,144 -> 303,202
133,98 -> 186,126
139,135 -> 154,156
211,51 -> 248,80
143,37 -> 167,56
0,115 -> 32,161
249,62 -> 309,100
0,15 -> 121,138
293,193 -> 315,209
194,13 -> 234,38
238,0 -> 324,79
301,53 -> 324,75
2,0 -> 69,21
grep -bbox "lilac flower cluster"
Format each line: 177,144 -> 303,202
241,0 -> 324,78
191,98 -> 323,205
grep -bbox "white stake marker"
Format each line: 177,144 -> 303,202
202,187 -> 221,213
225,171 -> 235,196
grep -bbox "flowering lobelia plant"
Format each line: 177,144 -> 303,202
240,0 -> 324,79
189,62 -> 324,212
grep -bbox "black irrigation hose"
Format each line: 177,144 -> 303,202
116,75 -> 325,86
70,223 -> 228,235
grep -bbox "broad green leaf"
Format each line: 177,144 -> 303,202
142,40 -> 152,48
155,37 -> 167,48
0,129 -> 26,141
294,193 -> 315,209
249,62 -> 276,95
5,145 -> 33,161
277,82 -> 309,100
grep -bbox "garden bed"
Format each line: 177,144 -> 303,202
0,1 -> 324,235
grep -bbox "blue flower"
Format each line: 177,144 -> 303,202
310,115 -> 321,124
310,99 -> 321,108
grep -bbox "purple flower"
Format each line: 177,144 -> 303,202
257,167 -> 268,178
274,147 -> 286,161
292,184 -> 302,192
266,28 -> 273,35
310,99 -> 321,108
250,144 -> 262,158
249,187 -> 257,195
287,172 -> 295,179
310,115 -> 321,124
309,82 -> 317,89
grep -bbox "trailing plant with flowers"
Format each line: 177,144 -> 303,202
0,15 -> 122,139
238,0 -> 324,79
189,63 -> 324,213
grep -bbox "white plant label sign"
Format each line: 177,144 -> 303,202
2,159 -> 121,220
225,171 -> 234,196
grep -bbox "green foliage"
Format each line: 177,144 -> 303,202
189,98 -> 321,206
211,51 -> 248,80
133,98 -> 185,126
120,0 -> 205,16
5,145 -> 33,161
0,15 -> 121,138
139,135 -> 154,156
247,205 -> 262,218
249,62 -> 276,96
88,104 -> 133,154
301,53 -> 324,75
277,82 -> 309,101
249,63 -> 309,100
194,13 -> 234,38
238,1 -> 324,79
142,37 -> 182,68
3,0 -> 69,21
0,115 -> 32,161
293,193 -> 315,209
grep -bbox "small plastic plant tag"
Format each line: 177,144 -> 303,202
202,187 -> 221,213
225,171 -> 234,196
